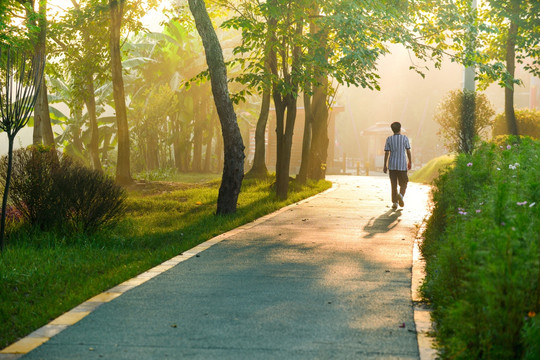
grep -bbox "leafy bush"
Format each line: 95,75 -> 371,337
0,146 -> 126,234
492,109 -> 540,139
434,89 -> 495,153
421,136 -> 540,359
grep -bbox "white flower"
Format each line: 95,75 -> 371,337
530,202 -> 536,208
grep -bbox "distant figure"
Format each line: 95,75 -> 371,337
383,122 -> 412,210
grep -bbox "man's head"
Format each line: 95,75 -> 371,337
391,122 -> 401,134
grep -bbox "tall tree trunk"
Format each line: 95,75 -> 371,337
101,131 -> 111,165
172,113 -> 183,171
273,20 -> 303,199
146,133 -> 159,170
192,99 -> 204,172
0,138 -> 14,252
33,0 -> 52,146
109,0 -> 132,185
297,91 -> 313,184
308,76 -> 329,180
203,119 -> 214,172
505,3 -> 519,136
246,30 -> 272,179
188,0 -> 245,214
307,13 -> 329,181
246,87 -> 270,178
85,78 -> 102,171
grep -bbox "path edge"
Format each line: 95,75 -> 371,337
412,216 -> 437,360
0,184 -> 338,359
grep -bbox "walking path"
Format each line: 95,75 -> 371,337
7,175 -> 432,359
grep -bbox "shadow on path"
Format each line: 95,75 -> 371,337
363,209 -> 402,238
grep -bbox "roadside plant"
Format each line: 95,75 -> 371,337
421,136 -> 540,359
0,146 -> 126,236
434,89 -> 495,153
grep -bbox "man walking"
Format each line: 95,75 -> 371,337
383,122 -> 412,210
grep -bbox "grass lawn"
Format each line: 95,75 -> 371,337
0,176 -> 331,349
410,154 -> 455,184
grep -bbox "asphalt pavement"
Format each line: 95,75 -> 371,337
13,175 -> 431,360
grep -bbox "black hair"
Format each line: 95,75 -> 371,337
391,122 -> 401,134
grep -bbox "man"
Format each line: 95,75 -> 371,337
383,122 -> 412,210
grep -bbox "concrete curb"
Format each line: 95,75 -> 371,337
411,218 -> 437,360
0,185 -> 337,359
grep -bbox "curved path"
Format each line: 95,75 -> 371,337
16,175 -> 431,359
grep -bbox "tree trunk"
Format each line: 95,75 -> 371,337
146,133 -> 159,170
0,138 -> 14,252
203,119 -> 214,172
188,0 -> 244,214
192,104 -> 204,172
308,76 -> 329,180
101,131 -> 111,165
297,91 -> 313,184
85,78 -> 102,171
275,95 -> 298,199
246,87 -> 270,178
109,0 -> 132,185
505,4 -> 519,136
172,114 -> 182,171
32,0 -> 54,147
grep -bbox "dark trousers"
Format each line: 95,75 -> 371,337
389,170 -> 408,203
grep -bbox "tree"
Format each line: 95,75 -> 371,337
224,0 -> 442,197
188,0 -> 245,214
49,0 -> 112,172
32,0 -> 55,148
484,0 -> 540,136
109,0 -> 131,184
0,48 -> 44,251
414,0 -> 540,136
434,89 -> 495,153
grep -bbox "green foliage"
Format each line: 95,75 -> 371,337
0,146 -> 126,233
492,109 -> 540,139
0,176 -> 331,348
421,136 -> 540,359
414,0 -> 540,89
434,89 -> 495,153
410,154 -> 455,184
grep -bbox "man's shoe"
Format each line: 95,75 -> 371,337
392,202 -> 398,210
398,194 -> 405,207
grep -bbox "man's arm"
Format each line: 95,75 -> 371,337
383,151 -> 389,173
406,148 -> 412,170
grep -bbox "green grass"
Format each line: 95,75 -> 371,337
410,154 -> 455,184
0,176 -> 331,349
133,168 -> 221,183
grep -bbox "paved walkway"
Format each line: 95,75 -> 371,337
18,175 -> 431,359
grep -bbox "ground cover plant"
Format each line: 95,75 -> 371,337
410,154 -> 455,184
0,175 -> 331,349
421,136 -> 540,359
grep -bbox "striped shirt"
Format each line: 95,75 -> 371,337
384,134 -> 411,171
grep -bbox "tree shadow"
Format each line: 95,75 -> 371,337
363,209 -> 402,238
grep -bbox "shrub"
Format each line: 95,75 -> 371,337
492,109 -> 540,139
434,89 -> 495,153
421,136 -> 540,359
0,147 -> 126,234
